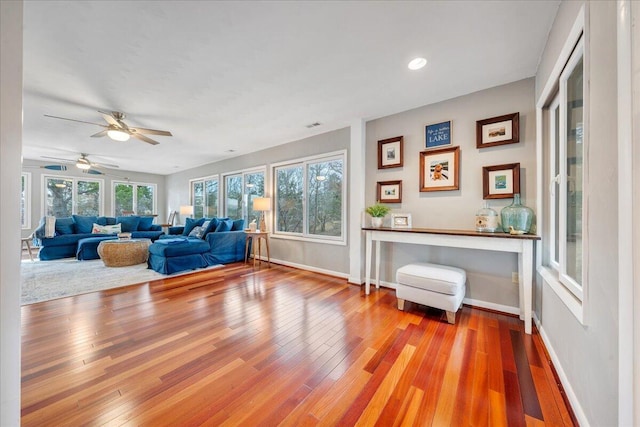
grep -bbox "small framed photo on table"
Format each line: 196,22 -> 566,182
377,180 -> 402,203
482,163 -> 520,199
378,136 -> 403,169
476,112 -> 520,148
391,213 -> 412,229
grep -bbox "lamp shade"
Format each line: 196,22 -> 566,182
107,129 -> 130,142
179,205 -> 194,215
253,197 -> 271,212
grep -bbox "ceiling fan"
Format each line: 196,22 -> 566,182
44,111 -> 172,145
40,153 -> 119,173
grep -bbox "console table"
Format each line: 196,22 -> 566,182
363,227 -> 540,334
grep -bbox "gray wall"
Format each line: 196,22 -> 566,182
365,78 -> 537,311
165,127 -> 350,275
22,159 -> 167,237
535,1 -> 619,425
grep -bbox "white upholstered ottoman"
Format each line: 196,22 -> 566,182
396,262 -> 466,324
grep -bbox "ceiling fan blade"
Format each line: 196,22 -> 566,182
129,127 -> 173,137
41,165 -> 69,171
41,155 -> 74,163
91,161 -> 119,169
98,111 -> 120,127
131,133 -> 160,145
91,130 -> 109,138
83,169 -> 104,175
44,114 -> 106,127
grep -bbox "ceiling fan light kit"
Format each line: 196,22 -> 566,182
106,129 -> 130,141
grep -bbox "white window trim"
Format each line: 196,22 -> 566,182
111,180 -> 157,216
21,172 -> 31,229
221,166 -> 266,220
189,174 -> 219,217
42,174 -> 105,217
548,96 -> 560,271
535,5 -> 588,324
271,149 -> 347,246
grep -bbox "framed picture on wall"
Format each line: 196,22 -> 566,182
425,120 -> 452,149
419,146 -> 460,192
377,180 -> 402,203
377,136 -> 403,169
476,112 -> 520,148
482,163 -> 520,199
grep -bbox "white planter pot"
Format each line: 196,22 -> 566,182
371,217 -> 383,228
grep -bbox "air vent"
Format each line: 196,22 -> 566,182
305,122 -> 321,129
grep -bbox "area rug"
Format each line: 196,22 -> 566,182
20,259 -> 221,305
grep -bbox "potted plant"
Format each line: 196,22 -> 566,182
365,203 -> 391,228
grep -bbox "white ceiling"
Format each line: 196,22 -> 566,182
21,1 -> 560,175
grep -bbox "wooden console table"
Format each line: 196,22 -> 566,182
363,227 -> 540,334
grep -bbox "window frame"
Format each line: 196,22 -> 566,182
221,167 -> 265,222
272,150 -> 347,245
189,174 -> 219,218
42,174 -> 105,217
536,6 -> 587,324
111,180 -> 157,217
21,172 -> 31,229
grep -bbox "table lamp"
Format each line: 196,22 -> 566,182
179,205 -> 194,221
252,197 -> 271,232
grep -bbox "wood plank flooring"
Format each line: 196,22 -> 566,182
21,263 -> 577,426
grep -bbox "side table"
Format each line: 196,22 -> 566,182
244,231 -> 270,268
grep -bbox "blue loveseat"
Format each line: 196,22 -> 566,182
147,217 -> 247,274
34,215 -> 164,261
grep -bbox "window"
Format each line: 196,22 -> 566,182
539,29 -> 586,322
113,181 -> 156,216
21,172 -> 31,229
223,170 -> 264,222
191,176 -> 219,218
274,151 -> 345,243
44,176 -> 103,217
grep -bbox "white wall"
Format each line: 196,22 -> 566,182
1,0 -> 23,424
22,159 -> 167,236
365,78 -> 536,311
165,128 -> 351,275
535,1 -> 619,425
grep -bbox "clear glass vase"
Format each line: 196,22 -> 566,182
500,193 -> 533,233
475,202 -> 498,232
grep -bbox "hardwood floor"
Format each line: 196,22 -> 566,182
21,263 -> 576,426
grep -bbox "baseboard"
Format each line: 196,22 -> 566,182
535,315 -> 590,427
263,256 -> 349,280
462,298 -> 520,316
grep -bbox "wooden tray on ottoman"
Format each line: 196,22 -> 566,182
97,238 -> 152,267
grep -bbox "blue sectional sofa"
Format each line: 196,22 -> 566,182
147,217 -> 247,274
34,215 -> 164,260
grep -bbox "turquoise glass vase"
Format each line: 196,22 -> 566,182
500,193 -> 533,233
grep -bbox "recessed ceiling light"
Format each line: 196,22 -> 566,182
408,57 -> 427,70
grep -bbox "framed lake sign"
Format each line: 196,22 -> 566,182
425,120 -> 452,149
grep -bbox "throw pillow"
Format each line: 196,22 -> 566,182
231,219 -> 245,231
44,216 -> 56,238
182,217 -> 205,236
72,215 -> 98,234
92,223 -> 121,234
96,216 -> 108,226
55,217 -> 75,235
215,219 -> 234,232
116,216 -> 141,232
137,216 -> 154,231
188,225 -> 206,239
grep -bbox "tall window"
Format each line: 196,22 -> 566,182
44,176 -> 102,217
191,176 -> 219,218
540,31 -> 585,321
113,181 -> 156,216
274,151 -> 345,243
21,172 -> 31,229
223,170 -> 264,222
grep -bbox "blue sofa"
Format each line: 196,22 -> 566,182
148,217 -> 247,274
34,215 -> 164,261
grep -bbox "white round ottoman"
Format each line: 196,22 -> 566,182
395,262 -> 466,324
